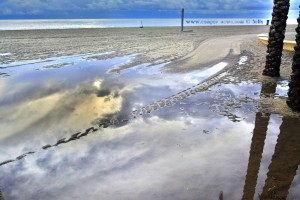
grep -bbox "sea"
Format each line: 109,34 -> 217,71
0,18 -> 297,31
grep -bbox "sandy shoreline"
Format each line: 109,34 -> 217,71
0,26 -> 295,70
0,26 -> 297,73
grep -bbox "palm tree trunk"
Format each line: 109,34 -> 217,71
263,0 -> 290,77
287,10 -> 300,111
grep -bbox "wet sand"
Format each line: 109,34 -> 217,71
0,26 -> 291,67
0,26 -> 300,200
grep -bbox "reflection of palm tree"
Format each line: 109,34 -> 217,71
242,82 -> 276,200
242,112 -> 270,200
260,117 -> 300,199
263,0 -> 290,77
242,80 -> 300,199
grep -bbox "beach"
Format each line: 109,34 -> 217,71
1,25 -> 300,200
0,26 -> 276,64
0,25 -> 296,72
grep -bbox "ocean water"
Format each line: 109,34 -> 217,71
0,18 -> 297,30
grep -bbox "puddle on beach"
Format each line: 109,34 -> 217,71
0,53 -> 300,200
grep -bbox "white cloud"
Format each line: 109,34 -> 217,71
1,8 -> 12,15
0,0 -> 298,19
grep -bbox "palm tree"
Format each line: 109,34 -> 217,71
287,6 -> 300,111
263,0 -> 290,77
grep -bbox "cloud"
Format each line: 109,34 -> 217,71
0,1 -> 298,21
1,8 -> 12,15
0,0 -> 86,16
87,0 -> 124,10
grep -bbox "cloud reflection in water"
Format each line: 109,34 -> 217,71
1,53 -> 300,200
1,114 -> 255,200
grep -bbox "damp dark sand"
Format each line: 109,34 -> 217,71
0,26 -> 300,200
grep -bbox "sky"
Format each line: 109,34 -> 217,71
0,0 -> 298,19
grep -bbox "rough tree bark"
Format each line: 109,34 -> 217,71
287,8 -> 300,111
263,0 -> 290,77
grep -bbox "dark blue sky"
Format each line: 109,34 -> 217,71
0,0 -> 298,19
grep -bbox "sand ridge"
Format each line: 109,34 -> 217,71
165,34 -> 253,72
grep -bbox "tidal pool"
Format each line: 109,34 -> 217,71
0,53 -> 299,200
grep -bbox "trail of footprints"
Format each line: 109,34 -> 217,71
131,71 -> 229,117
0,61 -> 253,167
0,123 -> 117,166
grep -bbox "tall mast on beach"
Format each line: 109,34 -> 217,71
181,0 -> 185,32
181,8 -> 185,32
140,21 -> 143,28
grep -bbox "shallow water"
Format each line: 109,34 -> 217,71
0,53 -> 299,200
